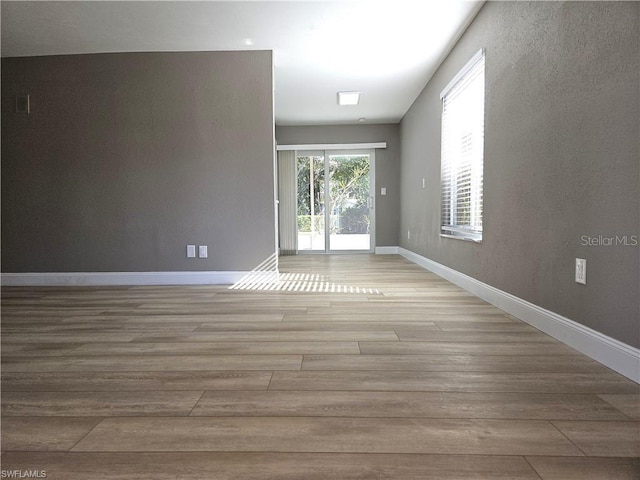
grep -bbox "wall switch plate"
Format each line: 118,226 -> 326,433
575,258 -> 586,284
422,178 -> 426,188
381,187 -> 387,196
199,245 -> 208,258
187,245 -> 196,258
407,230 -> 411,240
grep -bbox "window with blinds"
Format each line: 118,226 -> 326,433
440,49 -> 485,242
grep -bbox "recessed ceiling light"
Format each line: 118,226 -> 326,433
243,38 -> 254,46
338,91 -> 360,106
358,117 -> 366,122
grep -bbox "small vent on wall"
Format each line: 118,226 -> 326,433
16,95 -> 30,114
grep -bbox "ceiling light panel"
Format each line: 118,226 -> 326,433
338,91 -> 360,106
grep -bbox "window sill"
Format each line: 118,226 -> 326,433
440,233 -> 482,244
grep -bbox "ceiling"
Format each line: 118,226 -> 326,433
1,1 -> 484,126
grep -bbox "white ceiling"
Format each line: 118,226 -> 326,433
1,0 -> 483,126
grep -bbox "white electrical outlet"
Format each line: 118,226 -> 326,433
186,245 -> 196,258
199,245 -> 208,259
575,258 -> 586,285
381,187 -> 386,196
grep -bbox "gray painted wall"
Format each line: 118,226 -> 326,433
2,51 -> 276,272
276,124 -> 400,247
400,1 -> 639,347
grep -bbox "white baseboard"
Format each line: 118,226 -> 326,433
0,271 -> 254,286
375,246 -> 399,254
399,247 -> 640,383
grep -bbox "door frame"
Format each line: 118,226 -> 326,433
296,148 -> 375,254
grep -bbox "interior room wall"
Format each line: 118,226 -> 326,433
2,50 -> 276,273
276,124 -> 400,247
399,1 -> 639,347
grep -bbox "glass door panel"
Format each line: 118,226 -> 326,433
328,153 -> 371,251
296,155 -> 325,251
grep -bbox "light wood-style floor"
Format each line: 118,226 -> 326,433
1,254 -> 638,479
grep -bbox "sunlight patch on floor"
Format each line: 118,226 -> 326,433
229,254 -> 380,294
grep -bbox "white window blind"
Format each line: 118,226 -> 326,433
440,49 -> 485,242
277,150 -> 297,255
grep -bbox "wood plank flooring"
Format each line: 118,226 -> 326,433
1,254 -> 638,479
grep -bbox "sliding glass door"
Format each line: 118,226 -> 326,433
297,150 -> 374,253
